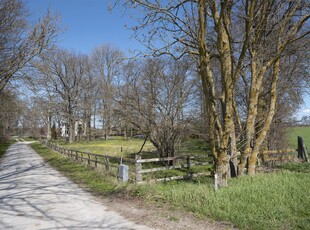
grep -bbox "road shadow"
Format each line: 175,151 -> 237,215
0,142 -> 148,229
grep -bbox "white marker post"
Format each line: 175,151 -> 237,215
214,173 -> 218,192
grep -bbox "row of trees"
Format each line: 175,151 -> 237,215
0,0 -> 59,142
26,46 -> 200,149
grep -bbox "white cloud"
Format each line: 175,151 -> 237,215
301,108 -> 310,115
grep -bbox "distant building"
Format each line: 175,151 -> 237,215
60,119 -> 86,139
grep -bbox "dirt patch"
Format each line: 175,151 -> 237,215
100,194 -> 237,230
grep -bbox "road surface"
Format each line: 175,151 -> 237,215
0,141 -> 151,230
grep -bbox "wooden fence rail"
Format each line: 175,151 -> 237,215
135,154 -> 214,184
40,140 -> 214,184
40,140 -> 135,177
39,138 -> 307,184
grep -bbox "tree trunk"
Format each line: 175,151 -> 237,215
216,151 -> 229,187
86,117 -> 91,141
46,113 -> 51,141
197,0 -> 230,187
68,118 -> 74,143
229,127 -> 238,177
246,59 -> 280,175
248,150 -> 258,176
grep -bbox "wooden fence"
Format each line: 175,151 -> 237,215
135,154 -> 214,184
40,140 -> 214,183
40,136 -> 308,184
40,140 -> 135,177
260,149 -> 296,161
258,136 -> 309,165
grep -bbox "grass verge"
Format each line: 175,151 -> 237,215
0,139 -> 16,158
135,169 -> 310,230
31,142 -> 130,196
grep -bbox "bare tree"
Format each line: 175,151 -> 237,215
33,49 -> 88,143
117,57 -> 196,160
91,44 -> 124,140
79,59 -> 98,141
0,0 -> 59,92
0,88 -> 22,142
24,69 -> 60,141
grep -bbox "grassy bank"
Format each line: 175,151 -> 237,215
31,142 -> 129,196
135,165 -> 310,229
0,140 -> 16,158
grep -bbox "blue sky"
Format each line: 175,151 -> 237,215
26,0 -> 309,119
26,0 -> 143,55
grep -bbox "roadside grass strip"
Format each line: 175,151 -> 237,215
31,142 -> 128,196
135,169 -> 310,230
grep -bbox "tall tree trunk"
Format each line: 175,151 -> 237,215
68,118 -> 74,143
247,59 -> 280,175
86,116 -> 91,141
229,126 -> 238,177
239,55 -> 267,175
46,112 -> 51,141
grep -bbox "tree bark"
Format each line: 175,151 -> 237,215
46,112 -> 51,141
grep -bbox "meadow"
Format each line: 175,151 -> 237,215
55,136 -> 211,157
288,126 -> 310,149
56,137 -> 155,157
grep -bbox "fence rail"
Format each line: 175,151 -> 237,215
39,137 -> 308,184
40,140 -> 214,184
40,140 -> 134,176
135,154 -> 214,184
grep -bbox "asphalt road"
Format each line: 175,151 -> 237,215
0,141 -> 151,230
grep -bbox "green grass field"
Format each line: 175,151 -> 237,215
56,136 -> 211,158
56,137 -> 156,157
135,165 -> 310,229
288,126 -> 310,150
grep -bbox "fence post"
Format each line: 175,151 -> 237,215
135,154 -> 142,183
303,144 -> 309,163
104,157 -> 110,171
87,154 -> 90,166
186,155 -> 191,179
298,136 -> 309,162
75,151 -> 78,161
297,136 -> 304,159
95,156 -> 98,168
